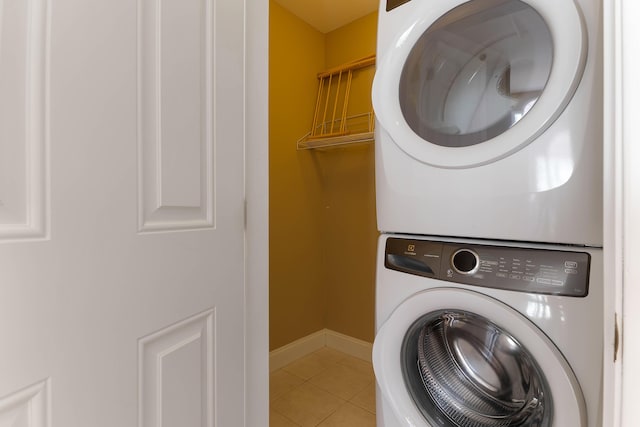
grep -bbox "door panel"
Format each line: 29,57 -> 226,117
0,0 -> 248,426
138,0 -> 215,232
139,309 -> 215,427
0,0 -> 47,240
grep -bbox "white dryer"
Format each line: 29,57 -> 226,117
373,234 -> 602,426
373,0 -> 603,246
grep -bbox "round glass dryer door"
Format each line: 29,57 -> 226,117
400,1 -> 552,148
372,0 -> 587,168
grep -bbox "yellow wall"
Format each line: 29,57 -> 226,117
269,4 -> 378,350
321,12 -> 378,343
325,13 -> 377,119
269,1 -> 327,350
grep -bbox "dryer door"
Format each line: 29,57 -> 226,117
373,288 -> 586,426
373,0 -> 586,168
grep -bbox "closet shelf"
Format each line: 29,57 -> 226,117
297,55 -> 376,150
297,112 -> 375,150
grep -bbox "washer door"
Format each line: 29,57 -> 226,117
373,0 -> 586,168
373,288 -> 586,426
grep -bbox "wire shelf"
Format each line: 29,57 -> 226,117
297,55 -> 376,150
297,112 -> 375,150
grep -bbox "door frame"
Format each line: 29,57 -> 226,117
244,0 -> 640,424
246,0 -> 640,424
245,0 -> 269,425
603,0 -> 640,426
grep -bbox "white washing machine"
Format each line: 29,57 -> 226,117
373,0 -> 603,246
373,234 -> 602,426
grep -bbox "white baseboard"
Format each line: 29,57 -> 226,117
324,330 -> 373,363
269,330 -> 326,371
270,329 -> 373,371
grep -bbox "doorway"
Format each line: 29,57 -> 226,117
268,0 -> 379,425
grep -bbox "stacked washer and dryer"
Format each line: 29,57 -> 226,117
371,1 -> 603,426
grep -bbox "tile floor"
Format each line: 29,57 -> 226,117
270,347 -> 376,427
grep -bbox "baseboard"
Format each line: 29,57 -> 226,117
269,330 -> 326,371
270,329 -> 373,371
324,330 -> 373,363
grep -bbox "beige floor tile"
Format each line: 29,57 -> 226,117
317,402 -> 376,427
309,363 -> 372,400
313,347 -> 349,365
271,382 -> 346,427
336,355 -> 375,381
282,351 -> 336,380
349,381 -> 376,414
271,369 -> 306,400
270,409 -> 301,427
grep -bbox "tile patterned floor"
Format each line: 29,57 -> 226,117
270,347 -> 376,427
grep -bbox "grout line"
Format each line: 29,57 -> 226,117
314,401 -> 345,427
270,346 -> 376,426
272,407 -> 303,427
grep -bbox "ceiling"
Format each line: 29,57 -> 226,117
274,0 -> 379,34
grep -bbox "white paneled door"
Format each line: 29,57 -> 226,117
0,0 -> 256,426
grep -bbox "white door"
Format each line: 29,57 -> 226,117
0,0 -> 259,426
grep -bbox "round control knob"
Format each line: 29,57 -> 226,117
451,249 -> 479,275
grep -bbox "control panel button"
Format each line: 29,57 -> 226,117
451,249 -> 479,275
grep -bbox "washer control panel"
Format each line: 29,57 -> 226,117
386,0 -> 412,12
385,237 -> 590,297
